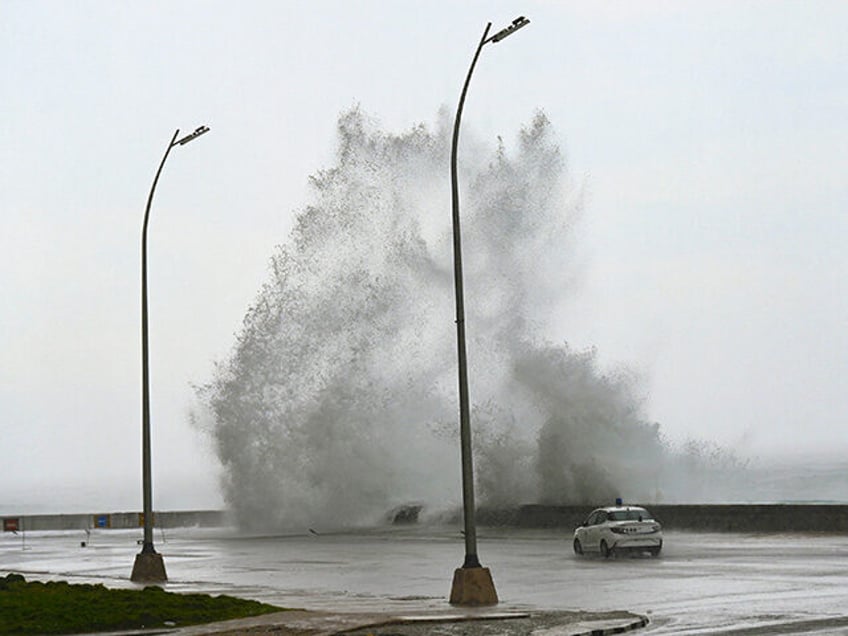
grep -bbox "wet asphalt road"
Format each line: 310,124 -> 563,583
2,525 -> 848,634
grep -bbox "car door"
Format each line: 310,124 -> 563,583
583,511 -> 602,551
590,511 -> 609,550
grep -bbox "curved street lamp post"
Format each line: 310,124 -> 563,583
448,17 -> 530,606
131,126 -> 210,583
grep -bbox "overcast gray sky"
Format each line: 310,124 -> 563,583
2,1 -> 846,513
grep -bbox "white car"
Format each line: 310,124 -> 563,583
573,505 -> 663,557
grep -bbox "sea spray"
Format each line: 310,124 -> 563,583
196,107 -> 739,530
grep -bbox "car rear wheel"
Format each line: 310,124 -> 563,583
600,539 -> 611,558
573,538 -> 583,555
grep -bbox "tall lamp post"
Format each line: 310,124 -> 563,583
131,126 -> 210,583
448,17 -> 529,606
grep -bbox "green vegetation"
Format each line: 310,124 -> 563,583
0,573 -> 286,634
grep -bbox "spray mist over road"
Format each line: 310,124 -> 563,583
196,108 -> 744,530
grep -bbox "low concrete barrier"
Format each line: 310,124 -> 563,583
475,504 -> 848,533
8,505 -> 848,534
2,510 -> 228,533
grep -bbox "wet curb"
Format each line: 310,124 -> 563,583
168,609 -> 650,635
564,614 -> 649,636
340,612 -> 649,636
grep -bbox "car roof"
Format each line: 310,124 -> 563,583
594,506 -> 649,513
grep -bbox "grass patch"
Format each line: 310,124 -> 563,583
0,573 -> 286,634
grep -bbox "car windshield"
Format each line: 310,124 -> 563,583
608,508 -> 650,522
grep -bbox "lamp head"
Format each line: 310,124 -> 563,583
175,126 -> 210,146
490,16 -> 530,43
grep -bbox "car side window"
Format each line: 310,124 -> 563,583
588,511 -> 606,526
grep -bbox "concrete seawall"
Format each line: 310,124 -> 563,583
473,504 -> 848,533
6,504 -> 848,533
2,510 -> 227,533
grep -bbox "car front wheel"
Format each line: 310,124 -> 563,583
573,538 -> 583,555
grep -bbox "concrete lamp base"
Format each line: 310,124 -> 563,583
130,552 -> 167,583
449,567 -> 498,606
